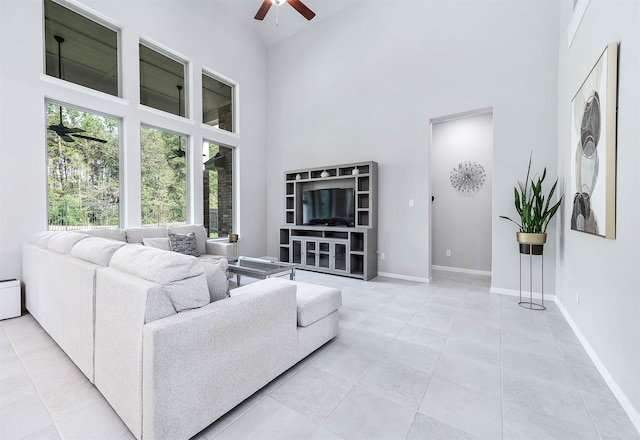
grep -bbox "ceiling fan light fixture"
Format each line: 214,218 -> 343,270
255,0 -> 315,21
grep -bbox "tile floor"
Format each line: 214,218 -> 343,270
1,270 -> 639,440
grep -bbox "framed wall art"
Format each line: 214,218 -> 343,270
570,42 -> 618,239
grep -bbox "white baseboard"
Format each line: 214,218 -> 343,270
492,287 -> 640,433
432,265 -> 491,277
490,286 -> 557,303
554,299 -> 640,434
376,271 -> 431,283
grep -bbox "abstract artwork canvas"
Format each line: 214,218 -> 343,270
570,42 -> 618,239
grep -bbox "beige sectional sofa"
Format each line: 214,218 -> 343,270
22,226 -> 342,440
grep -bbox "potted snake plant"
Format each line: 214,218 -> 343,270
500,155 -> 563,255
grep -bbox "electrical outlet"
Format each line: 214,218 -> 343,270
409,199 -> 415,207
446,249 -> 452,257
380,252 -> 385,260
576,290 -> 580,305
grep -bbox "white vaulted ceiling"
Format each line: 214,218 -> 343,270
213,0 -> 361,47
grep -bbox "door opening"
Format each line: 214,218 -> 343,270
429,108 -> 493,278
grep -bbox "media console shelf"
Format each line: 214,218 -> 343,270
279,161 -> 378,280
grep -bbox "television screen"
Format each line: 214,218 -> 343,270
302,188 -> 355,226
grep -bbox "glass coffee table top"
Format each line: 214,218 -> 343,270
227,256 -> 297,286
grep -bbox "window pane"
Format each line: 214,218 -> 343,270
203,142 -> 233,238
140,44 -> 186,117
202,73 -> 233,132
47,103 -> 120,230
44,0 -> 118,96
141,126 -> 187,226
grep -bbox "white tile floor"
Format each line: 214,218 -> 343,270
1,270 -> 639,440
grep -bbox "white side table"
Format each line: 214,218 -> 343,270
0,279 -> 21,320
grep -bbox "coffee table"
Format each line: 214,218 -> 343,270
227,256 -> 298,287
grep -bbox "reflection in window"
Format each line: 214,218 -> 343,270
202,72 -> 233,132
44,0 -> 118,96
203,142 -> 234,238
140,44 -> 186,117
46,103 -> 120,230
141,126 -> 187,226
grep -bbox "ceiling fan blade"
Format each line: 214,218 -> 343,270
48,124 -> 86,135
73,134 -> 108,144
254,0 -> 272,20
288,0 -> 315,20
61,134 -> 76,143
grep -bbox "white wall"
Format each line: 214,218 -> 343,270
265,1 -> 560,287
556,0 -> 640,426
431,112 -> 493,272
0,0 -> 269,280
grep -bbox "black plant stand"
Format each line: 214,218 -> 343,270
519,242 -> 545,310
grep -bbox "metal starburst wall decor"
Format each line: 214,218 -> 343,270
450,161 -> 486,195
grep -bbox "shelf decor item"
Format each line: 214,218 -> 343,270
450,161 -> 486,195
320,170 -> 329,178
228,233 -> 239,259
570,42 -> 618,239
500,154 -> 563,256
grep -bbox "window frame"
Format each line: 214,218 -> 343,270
139,38 -> 190,119
43,0 -> 122,98
202,140 -> 237,240
202,67 -> 239,135
45,98 -> 123,229
139,123 -> 191,227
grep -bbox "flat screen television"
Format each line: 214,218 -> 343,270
302,188 -> 355,226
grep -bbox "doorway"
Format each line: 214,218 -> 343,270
430,109 -> 493,276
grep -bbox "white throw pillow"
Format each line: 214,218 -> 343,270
200,258 -> 230,302
143,237 -> 171,251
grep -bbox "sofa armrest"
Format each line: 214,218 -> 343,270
141,278 -> 297,440
205,240 -> 235,258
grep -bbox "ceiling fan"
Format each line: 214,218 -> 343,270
254,0 -> 315,21
48,35 -> 107,144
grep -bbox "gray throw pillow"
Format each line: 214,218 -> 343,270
169,232 -> 200,257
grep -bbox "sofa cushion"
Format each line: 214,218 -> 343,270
110,245 -> 209,312
143,237 -> 171,251
168,224 -> 207,256
48,232 -> 91,254
168,232 -> 200,257
81,228 -> 127,242
199,257 -> 229,302
29,231 -> 60,248
71,237 -> 126,267
291,281 -> 342,327
125,227 -> 168,244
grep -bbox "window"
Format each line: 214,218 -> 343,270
140,44 -> 186,117
44,0 -> 118,96
202,72 -> 234,132
203,142 -> 234,238
141,126 -> 187,226
46,103 -> 120,230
